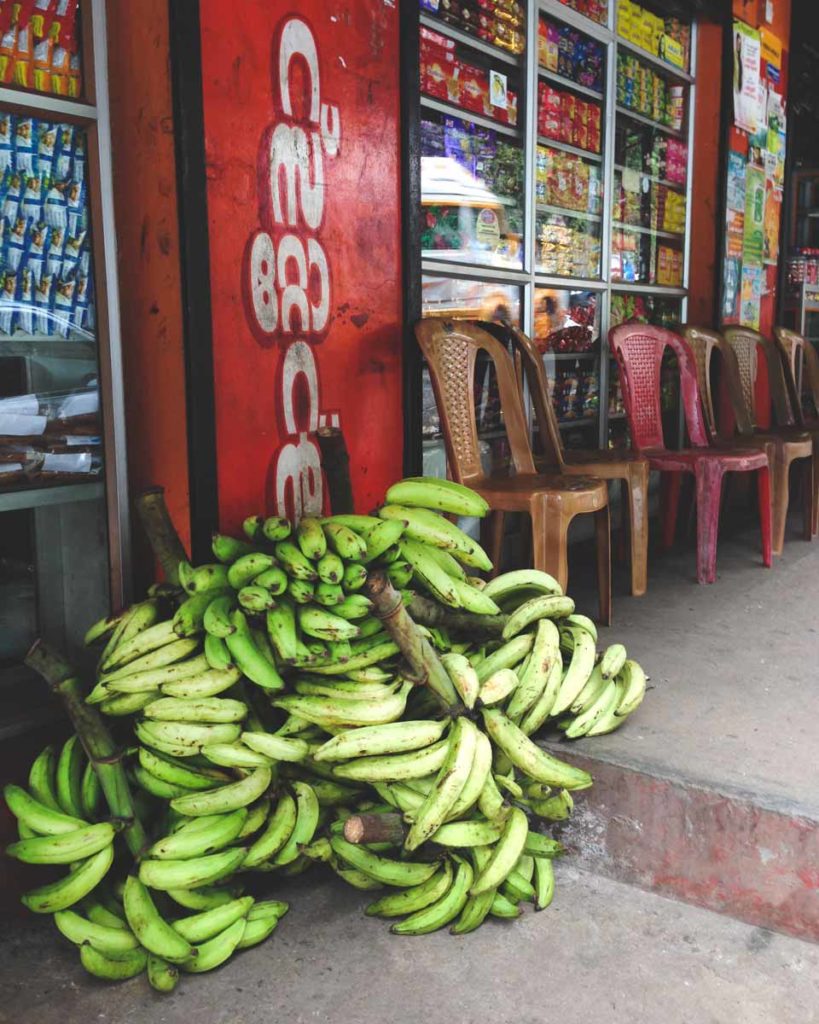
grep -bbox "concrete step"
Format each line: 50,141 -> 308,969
554,522 -> 819,943
1,868 -> 817,1024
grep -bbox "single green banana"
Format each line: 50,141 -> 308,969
161,665 -> 242,699
481,709 -> 593,790
305,638 -> 399,675
173,896 -> 253,943
399,537 -> 460,607
506,619 -> 561,720
365,860 -> 453,917
97,599 -> 160,669
470,806 -> 528,895
386,560 -> 414,588
519,659 -> 564,736
265,601 -> 298,662
502,594 -> 575,640
226,552 -> 274,590
391,855 -> 473,935
449,578 -> 502,616
101,638 -> 201,681
475,634 -> 535,684
237,913 -> 279,950
237,799 -> 270,839
314,581 -> 344,607
243,792 -> 297,868
296,516 -> 327,559
330,836 -> 437,887
183,563 -> 232,596
99,691 -> 158,717
138,747 -> 230,791
533,856 -> 556,910
431,819 -> 504,847
478,667 -> 519,706
600,642 -> 627,680
102,653 -> 212,693
565,679 -> 620,739
381,506 -> 492,570
102,619 -> 177,671
385,477 -> 489,518
225,610 -> 285,691
523,832 -> 564,858
144,696 -> 248,724
331,595 -> 373,621
174,590 -> 230,638
55,734 -> 85,818
569,664 -> 607,716
615,660 -> 647,718
287,578 -> 315,604
80,761 -> 103,820
28,744 -> 61,811
451,847 -> 495,934
170,767 -> 272,817
147,954 -> 180,992
483,569 -> 563,603
7,821 -> 119,864
564,612 -> 597,641
54,909 -> 139,955
123,874 -> 195,963
490,891 -> 522,918
440,652 -> 480,709
477,771 -> 507,822
240,731 -> 309,763
322,522 -> 368,561
80,942 -> 147,980
212,532 -> 255,563
314,551 -> 343,584
4,784 -> 85,835
404,718 -> 478,851
274,541 -> 317,581
446,729 -> 493,820
133,764 -> 194,800
201,742 -> 273,770
342,561 -> 368,591
149,809 -> 248,860
166,884 -> 244,911
360,518 -> 406,563
531,789 -> 574,821
253,566 -> 288,595
204,634 -> 234,672
551,627 -> 597,716
272,782 -> 319,866
260,515 -> 291,542
138,848 -> 246,892
272,681 -> 411,729
135,720 -> 242,756
22,844 -> 114,913
314,719 -> 447,763
203,595 -> 237,638
237,585 -> 276,613
181,917 -> 246,973
298,605 -> 360,642
84,607 -> 129,647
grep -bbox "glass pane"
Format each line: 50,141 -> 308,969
421,275 -> 521,476
0,1 -> 83,98
535,145 -> 603,278
420,112 -> 524,270
616,2 -> 692,74
534,286 -> 600,447
553,0 -> 609,28
420,1 -> 525,56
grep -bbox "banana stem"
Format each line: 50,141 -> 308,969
406,593 -> 508,638
25,640 -> 148,857
343,813 -> 407,846
135,486 -> 189,585
316,427 -> 354,514
364,572 -> 459,707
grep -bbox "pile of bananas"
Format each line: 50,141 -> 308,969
4,476 -> 647,989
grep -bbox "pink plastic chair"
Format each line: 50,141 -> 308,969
609,323 -> 772,584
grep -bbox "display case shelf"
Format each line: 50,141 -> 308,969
420,95 -> 521,139
0,337 -> 97,360
612,221 -> 684,240
616,104 -> 685,139
537,202 -> 602,223
0,480 -> 104,513
537,67 -> 604,102
616,37 -> 694,84
611,282 -> 687,296
543,351 -> 599,360
557,417 -> 597,429
537,135 -> 603,162
419,12 -> 523,67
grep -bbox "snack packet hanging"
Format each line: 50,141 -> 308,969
33,268 -> 54,334
25,219 -> 48,283
43,177 -> 66,228
37,121 -> 57,184
6,215 -> 28,271
14,117 -> 36,176
16,264 -> 33,333
2,171 -> 23,224
0,267 -> 17,334
45,221 -> 64,277
65,178 -> 84,235
53,123 -> 74,180
0,113 -> 13,175
52,269 -> 75,337
21,173 -> 44,224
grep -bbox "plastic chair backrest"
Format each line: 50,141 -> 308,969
722,325 -> 795,428
504,325 -> 566,471
414,317 -> 537,485
683,325 -> 755,439
608,322 -> 709,451
774,326 -> 818,423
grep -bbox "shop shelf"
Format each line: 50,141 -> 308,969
542,351 -> 600,360
614,164 -> 686,191
537,135 -> 603,162
537,67 -> 604,102
0,480 -> 104,514
537,202 -> 602,223
0,336 -> 97,360
557,416 -> 597,429
612,221 -> 685,240
616,37 -> 694,84
419,12 -> 522,68
0,85 -> 97,122
538,0 -> 611,42
616,105 -> 685,139
610,282 -> 687,296
420,95 -> 521,139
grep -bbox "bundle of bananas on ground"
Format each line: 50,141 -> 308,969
5,475 -> 649,985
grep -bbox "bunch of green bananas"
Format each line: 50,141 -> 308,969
6,475 -> 650,986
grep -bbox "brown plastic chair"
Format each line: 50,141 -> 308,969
773,326 -> 819,534
684,326 -> 812,554
494,323 -> 649,597
721,325 -> 815,547
415,317 -> 611,623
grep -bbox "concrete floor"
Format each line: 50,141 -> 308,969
1,867 -> 817,1024
564,519 -> 819,820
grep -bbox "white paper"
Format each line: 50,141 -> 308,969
0,462 -> 23,474
42,452 -> 92,473
64,435 -> 101,447
56,390 -> 99,419
0,413 -> 47,435
0,394 -> 38,415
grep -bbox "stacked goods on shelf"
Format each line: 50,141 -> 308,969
0,115 -> 95,339
538,217 -> 601,278
556,0 -> 609,28
0,0 -> 81,96
616,0 -> 691,71
617,52 -> 685,132
550,368 -> 599,421
0,387 -> 101,488
537,18 -> 604,93
421,0 -> 525,56
620,130 -> 688,186
542,324 -> 595,354
420,27 -> 519,127
6,478 -> 649,989
610,292 -> 680,328
538,82 -> 602,153
536,145 -> 602,216
656,245 -> 683,287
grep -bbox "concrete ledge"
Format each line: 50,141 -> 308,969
546,747 -> 819,944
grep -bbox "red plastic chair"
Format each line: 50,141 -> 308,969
609,323 -> 772,584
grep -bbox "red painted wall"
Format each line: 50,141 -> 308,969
198,1 -> 404,534
106,0 -> 191,578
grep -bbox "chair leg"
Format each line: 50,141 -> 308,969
617,479 -> 628,563
626,463 -> 649,597
694,461 -> 724,584
756,465 -> 773,568
530,505 -> 570,593
770,450 -> 791,555
481,511 -> 505,578
595,504 -> 612,626
660,470 -> 682,549
808,451 -> 817,541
